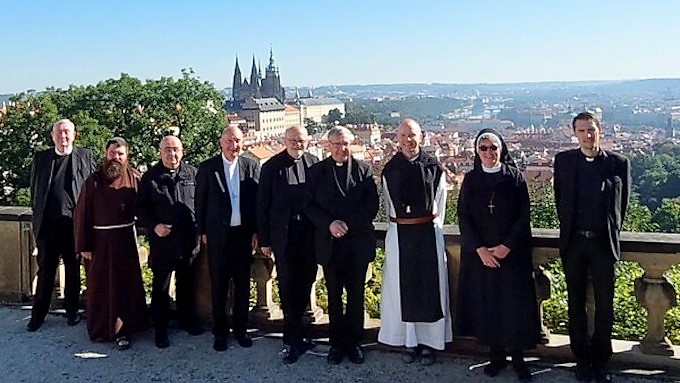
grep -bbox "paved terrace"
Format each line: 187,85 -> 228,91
1,306 -> 675,383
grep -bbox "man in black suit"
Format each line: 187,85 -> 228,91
196,125 -> 260,352
306,126 -> 378,365
554,111 -> 630,383
137,136 -> 204,349
257,125 -> 319,364
27,118 -> 96,331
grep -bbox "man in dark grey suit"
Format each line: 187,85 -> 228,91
257,125 -> 319,364
195,125 -> 260,352
27,119 -> 96,331
554,111 -> 630,383
306,126 -> 378,365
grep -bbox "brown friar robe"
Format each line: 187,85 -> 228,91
74,167 -> 147,341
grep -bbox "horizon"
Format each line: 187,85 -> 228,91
3,1 -> 680,93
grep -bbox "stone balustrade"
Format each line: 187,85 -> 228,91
2,206 -> 680,359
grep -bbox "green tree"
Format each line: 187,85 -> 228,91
322,108 -> 344,125
0,71 -> 225,205
652,198 -> 680,233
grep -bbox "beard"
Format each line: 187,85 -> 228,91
102,159 -> 126,182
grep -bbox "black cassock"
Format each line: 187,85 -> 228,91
456,164 -> 539,350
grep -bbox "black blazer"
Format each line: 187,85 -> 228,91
137,161 -> 200,266
30,146 -> 96,240
195,154 -> 260,240
553,149 -> 631,260
257,151 -> 319,256
305,157 -> 378,267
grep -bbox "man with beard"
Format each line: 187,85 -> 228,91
196,125 -> 260,352
74,137 -> 147,350
138,136 -> 203,349
257,125 -> 319,363
27,119 -> 96,332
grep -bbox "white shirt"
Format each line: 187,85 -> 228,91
54,146 -> 73,156
222,154 -> 241,226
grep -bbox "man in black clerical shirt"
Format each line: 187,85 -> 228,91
554,112 -> 630,383
27,119 -> 96,331
138,136 -> 204,348
306,126 -> 378,365
257,125 -> 319,364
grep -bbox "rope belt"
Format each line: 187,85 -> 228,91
389,214 -> 437,225
93,222 -> 135,230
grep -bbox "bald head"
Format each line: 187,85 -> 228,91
397,118 -> 422,159
159,135 -> 183,169
284,125 -> 309,159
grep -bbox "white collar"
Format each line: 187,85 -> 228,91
55,147 -> 73,156
482,163 -> 502,173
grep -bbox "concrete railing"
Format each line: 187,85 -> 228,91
3,206 -> 680,359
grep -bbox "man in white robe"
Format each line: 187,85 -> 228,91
378,118 -> 452,365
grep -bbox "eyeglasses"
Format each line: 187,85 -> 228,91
478,145 -> 498,152
285,138 -> 307,145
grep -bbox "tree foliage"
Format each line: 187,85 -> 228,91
0,70 -> 225,205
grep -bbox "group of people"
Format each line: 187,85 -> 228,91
26,112 -> 629,382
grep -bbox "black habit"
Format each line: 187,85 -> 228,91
456,163 -> 539,351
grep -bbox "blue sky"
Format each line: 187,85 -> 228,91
2,0 -> 680,93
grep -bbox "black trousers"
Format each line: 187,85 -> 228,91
562,234 -> 615,368
276,222 -> 317,346
150,255 -> 198,333
324,247 -> 368,349
207,225 -> 252,337
32,216 -> 80,321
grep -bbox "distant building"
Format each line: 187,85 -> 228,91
239,97 -> 286,140
296,97 -> 345,124
232,49 -> 285,103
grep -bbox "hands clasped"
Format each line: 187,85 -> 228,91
329,220 -> 349,238
476,244 -> 510,268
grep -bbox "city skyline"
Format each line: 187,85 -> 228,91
3,0 -> 680,94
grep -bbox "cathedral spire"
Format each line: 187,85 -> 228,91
232,56 -> 242,100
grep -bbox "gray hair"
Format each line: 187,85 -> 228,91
52,118 -> 75,133
327,126 -> 354,142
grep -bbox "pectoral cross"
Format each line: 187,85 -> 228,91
488,191 -> 495,214
406,205 -> 411,214
119,202 -> 126,211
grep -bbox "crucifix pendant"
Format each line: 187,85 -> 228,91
488,202 -> 495,214
406,205 -> 411,214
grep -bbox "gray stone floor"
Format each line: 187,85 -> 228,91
0,306 -> 665,383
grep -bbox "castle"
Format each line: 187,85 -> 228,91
232,49 -> 285,103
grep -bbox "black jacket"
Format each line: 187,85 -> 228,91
195,154 -> 260,240
257,151 -> 319,256
30,147 -> 96,240
137,161 -> 199,267
554,149 -> 631,260
305,157 -> 378,267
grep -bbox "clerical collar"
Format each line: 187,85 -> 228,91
482,163 -> 502,173
55,147 -> 73,156
580,148 -> 603,163
335,161 -> 346,167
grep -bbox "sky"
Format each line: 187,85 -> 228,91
2,0 -> 680,93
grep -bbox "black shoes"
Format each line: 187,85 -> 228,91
283,340 -> 316,364
327,346 -> 344,365
26,317 -> 43,332
346,346 -> 365,364
575,361 -> 592,382
483,360 -> 508,377
236,334 -> 253,348
402,347 -> 417,364
66,312 -> 81,326
420,347 -> 435,366
213,335 -> 228,352
593,367 -> 614,383
155,331 -> 170,349
513,360 -> 532,381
